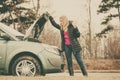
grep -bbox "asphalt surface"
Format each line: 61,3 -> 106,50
0,72 -> 120,80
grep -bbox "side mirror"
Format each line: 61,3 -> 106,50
1,35 -> 10,41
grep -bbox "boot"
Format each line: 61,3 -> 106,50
81,68 -> 88,76
68,67 -> 74,76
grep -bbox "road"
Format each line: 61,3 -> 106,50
0,72 -> 120,80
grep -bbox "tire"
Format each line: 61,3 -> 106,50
11,56 -> 41,76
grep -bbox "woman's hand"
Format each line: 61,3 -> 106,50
43,12 -> 51,20
45,12 -> 50,17
72,21 -> 77,28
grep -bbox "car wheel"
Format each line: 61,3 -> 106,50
11,56 -> 41,76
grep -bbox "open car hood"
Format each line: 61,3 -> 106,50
24,13 -> 48,40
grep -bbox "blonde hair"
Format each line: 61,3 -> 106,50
59,16 -> 69,30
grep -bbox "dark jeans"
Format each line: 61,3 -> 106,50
64,45 -> 88,76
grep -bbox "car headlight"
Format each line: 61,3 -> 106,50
41,43 -> 60,55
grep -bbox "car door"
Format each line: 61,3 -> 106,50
0,30 -> 7,69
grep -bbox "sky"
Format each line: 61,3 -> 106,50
51,0 -> 86,17
19,0 -> 119,33
50,0 -> 119,32
47,0 -> 103,33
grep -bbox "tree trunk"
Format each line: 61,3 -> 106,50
9,11 -> 16,29
36,0 -> 40,16
32,0 -> 40,18
117,0 -> 120,25
88,0 -> 92,58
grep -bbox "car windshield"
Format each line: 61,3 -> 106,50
0,23 -> 24,40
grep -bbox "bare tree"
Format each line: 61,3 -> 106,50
117,0 -> 120,24
32,0 -> 40,17
87,0 -> 92,58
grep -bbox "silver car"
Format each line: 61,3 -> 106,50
0,13 -> 65,76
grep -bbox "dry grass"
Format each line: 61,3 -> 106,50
64,59 -> 120,70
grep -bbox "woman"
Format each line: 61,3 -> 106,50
47,13 -> 88,76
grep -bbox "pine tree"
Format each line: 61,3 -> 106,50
96,0 -> 120,38
0,0 -> 36,33
98,0 -> 120,25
